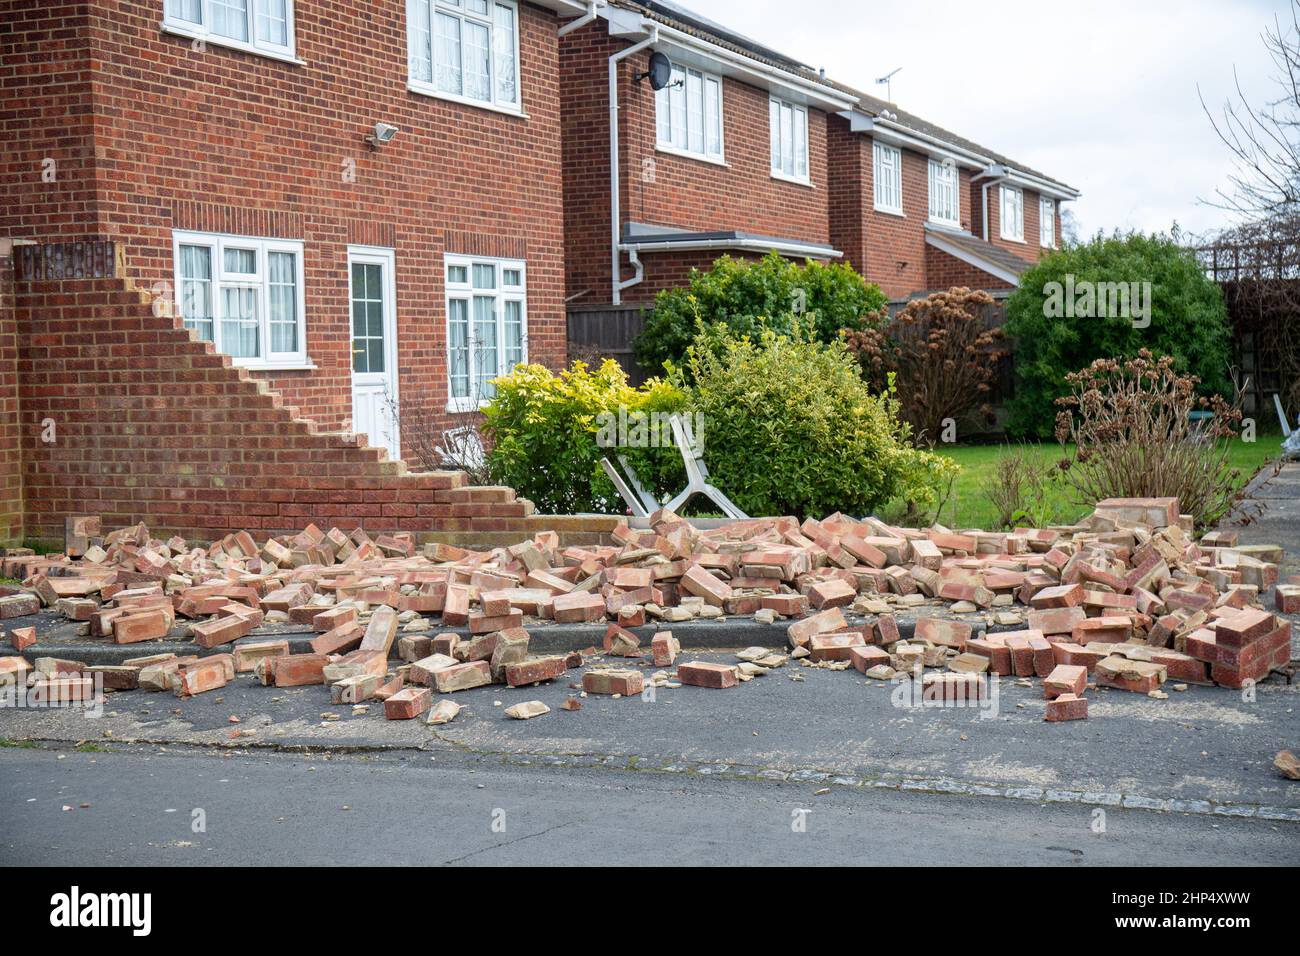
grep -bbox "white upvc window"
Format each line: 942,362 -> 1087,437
927,158 -> 960,226
655,58 -> 724,162
1040,196 -> 1056,248
445,255 -> 527,411
172,230 -> 308,369
1000,184 -> 1025,242
163,0 -> 296,60
408,0 -> 521,113
873,141 -> 902,214
769,97 -> 809,183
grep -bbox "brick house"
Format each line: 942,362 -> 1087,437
560,0 -> 1079,308
559,0 -> 855,307
826,89 -> 1080,300
0,0 -> 589,545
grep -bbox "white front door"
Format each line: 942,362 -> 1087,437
348,246 -> 400,460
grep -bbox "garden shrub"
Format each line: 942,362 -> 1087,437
634,251 -> 887,375
683,324 -> 958,519
846,286 -> 1005,446
482,360 -> 687,514
980,443 -> 1066,530
1004,232 -> 1232,438
1054,351 -> 1243,528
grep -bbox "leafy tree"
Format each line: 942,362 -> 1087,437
634,251 -> 887,374
1003,232 -> 1232,438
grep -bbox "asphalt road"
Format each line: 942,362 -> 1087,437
2,746 -> 1294,866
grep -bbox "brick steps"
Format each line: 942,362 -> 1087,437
14,272 -> 538,544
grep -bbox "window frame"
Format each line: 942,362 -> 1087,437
654,57 -> 725,165
1000,184 -> 1025,242
161,0 -> 299,63
769,96 -> 810,185
172,230 -> 309,370
927,157 -> 960,227
1040,196 -> 1056,248
444,253 -> 528,412
407,0 -> 525,116
873,141 -> 903,215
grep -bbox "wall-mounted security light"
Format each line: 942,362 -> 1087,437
634,52 -> 680,92
364,122 -> 400,150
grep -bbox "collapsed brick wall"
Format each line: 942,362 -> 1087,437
0,252 -> 22,546
12,272 -> 624,549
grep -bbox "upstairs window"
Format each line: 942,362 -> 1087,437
927,158 -> 959,225
163,0 -> 296,59
1000,184 -> 1024,241
173,231 -> 307,369
446,255 -> 527,410
1040,196 -> 1056,247
655,58 -> 723,162
873,141 -> 902,214
769,97 -> 809,183
409,0 -> 521,112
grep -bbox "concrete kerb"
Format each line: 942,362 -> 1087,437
4,609 -> 992,666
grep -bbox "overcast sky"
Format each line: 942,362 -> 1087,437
685,0 -> 1290,240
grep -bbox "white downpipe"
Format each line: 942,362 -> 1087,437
558,0 -> 601,37
610,28 -> 658,305
974,167 -> 1009,242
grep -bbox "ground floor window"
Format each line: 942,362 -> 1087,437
445,254 -> 526,411
172,230 -> 307,368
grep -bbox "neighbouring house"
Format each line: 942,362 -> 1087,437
826,88 -> 1079,300
0,0 -> 589,545
559,0 -> 1078,310
559,0 -> 854,308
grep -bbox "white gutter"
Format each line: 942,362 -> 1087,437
558,0 -> 602,37
647,20 -> 857,112
846,110 -> 1081,201
610,27 -> 659,304
620,237 -> 842,259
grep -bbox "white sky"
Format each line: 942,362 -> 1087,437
683,0 -> 1290,239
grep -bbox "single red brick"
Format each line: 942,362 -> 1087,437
583,668 -> 643,695
9,626 -> 36,652
677,661 -> 738,688
1043,664 -> 1087,698
504,655 -> 567,687
384,687 -> 432,720
1045,693 -> 1088,721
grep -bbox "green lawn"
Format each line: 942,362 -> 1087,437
883,435 -> 1281,531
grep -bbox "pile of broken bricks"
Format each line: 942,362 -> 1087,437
0,496 -> 1295,727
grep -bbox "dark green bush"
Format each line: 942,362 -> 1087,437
1003,232 -> 1232,438
633,251 -> 887,375
684,325 -> 958,518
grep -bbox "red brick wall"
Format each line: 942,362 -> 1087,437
0,251 -> 21,546
924,244 -> 1014,292
2,0 -> 568,453
0,2 -> 103,241
560,21 -> 833,306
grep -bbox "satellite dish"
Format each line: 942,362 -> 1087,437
638,51 -> 676,91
